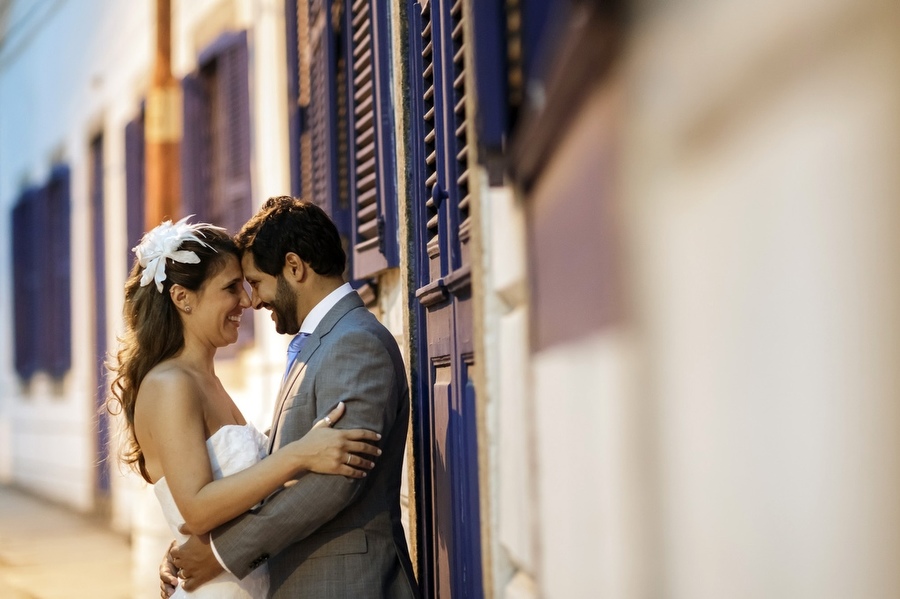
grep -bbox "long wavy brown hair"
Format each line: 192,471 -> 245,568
106,226 -> 238,482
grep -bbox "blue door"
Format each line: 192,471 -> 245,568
409,1 -> 483,596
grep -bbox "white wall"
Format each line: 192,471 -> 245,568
0,0 -> 151,509
624,1 -> 900,594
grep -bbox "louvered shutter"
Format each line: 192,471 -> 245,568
419,0 -> 446,285
125,109 -> 145,267
296,0 -> 353,269
448,0 -> 471,272
469,0 -> 508,164
345,0 -> 398,279
214,31 -> 252,236
307,1 -> 336,212
32,183 -> 53,374
47,166 -> 72,378
181,72 -> 211,222
11,190 -> 37,379
216,31 -> 255,344
285,0 -> 302,196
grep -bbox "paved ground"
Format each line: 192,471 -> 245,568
0,484 -> 133,599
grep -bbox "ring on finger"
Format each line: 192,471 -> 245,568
346,454 -> 352,465
324,416 -> 333,426
178,568 -> 186,579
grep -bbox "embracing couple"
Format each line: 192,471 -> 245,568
107,196 -> 419,598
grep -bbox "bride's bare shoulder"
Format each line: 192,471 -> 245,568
137,361 -> 204,414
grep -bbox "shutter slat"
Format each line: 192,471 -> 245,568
355,109 -> 374,133
426,172 -> 438,188
357,139 -> 376,163
353,23 -> 371,47
358,199 -> 378,221
357,186 -> 378,207
354,50 -> 372,76
356,155 -> 376,178
351,0 -> 369,26
452,20 -> 464,41
454,69 -> 466,90
354,77 -> 373,104
454,94 -> 466,115
357,171 -> 377,191
426,150 -> 437,166
358,217 -> 378,239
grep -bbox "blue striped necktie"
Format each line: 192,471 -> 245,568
284,332 -> 311,381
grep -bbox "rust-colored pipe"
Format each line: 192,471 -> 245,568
145,0 -> 181,229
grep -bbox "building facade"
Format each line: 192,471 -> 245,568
3,0 -> 900,598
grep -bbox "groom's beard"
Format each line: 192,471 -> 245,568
272,275 -> 301,335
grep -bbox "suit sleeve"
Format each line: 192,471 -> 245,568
209,327 -> 401,578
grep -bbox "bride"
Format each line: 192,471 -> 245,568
107,218 -> 381,598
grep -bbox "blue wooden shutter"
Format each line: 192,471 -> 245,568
344,0 -> 398,279
217,31 -> 255,343
447,0 -> 472,272
10,168 -> 72,380
213,31 -> 252,235
420,0 -> 446,285
285,0 -> 303,197
125,109 -> 145,267
47,166 -> 72,378
11,190 -> 38,379
184,31 -> 257,350
181,72 -> 211,222
32,183 -> 53,375
307,1 -> 337,213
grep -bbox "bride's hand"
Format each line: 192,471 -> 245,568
288,402 -> 382,477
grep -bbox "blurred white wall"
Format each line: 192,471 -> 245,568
624,0 -> 900,596
479,0 -> 900,597
0,0 -> 151,511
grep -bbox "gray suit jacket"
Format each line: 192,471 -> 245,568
211,292 -> 419,599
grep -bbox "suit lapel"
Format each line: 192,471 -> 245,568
266,291 -> 365,453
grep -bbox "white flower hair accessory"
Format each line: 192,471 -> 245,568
133,215 -> 226,293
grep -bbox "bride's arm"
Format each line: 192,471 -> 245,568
140,372 -> 380,536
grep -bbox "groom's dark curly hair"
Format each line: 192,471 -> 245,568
235,196 -> 346,277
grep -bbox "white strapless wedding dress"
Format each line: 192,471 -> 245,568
153,424 -> 270,598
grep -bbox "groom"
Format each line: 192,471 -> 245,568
169,196 -> 419,598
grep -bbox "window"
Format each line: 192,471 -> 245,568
285,0 -> 399,280
182,30 -> 255,347
10,166 -> 72,380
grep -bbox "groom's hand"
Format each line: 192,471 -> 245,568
171,534 -> 224,592
159,540 -> 178,598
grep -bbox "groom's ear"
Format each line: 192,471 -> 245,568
283,252 -> 308,283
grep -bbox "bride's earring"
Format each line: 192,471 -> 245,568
184,305 -> 192,314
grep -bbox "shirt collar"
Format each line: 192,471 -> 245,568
299,282 -> 354,335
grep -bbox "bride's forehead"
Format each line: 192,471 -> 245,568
209,254 -> 243,279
